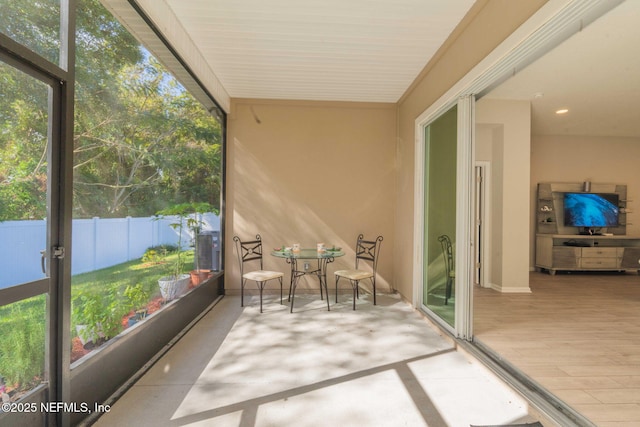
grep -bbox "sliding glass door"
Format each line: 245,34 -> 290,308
422,105 -> 458,326
416,95 -> 474,336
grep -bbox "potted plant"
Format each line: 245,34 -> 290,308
155,204 -> 194,301
73,288 -> 124,348
73,289 -> 103,346
124,283 -> 152,327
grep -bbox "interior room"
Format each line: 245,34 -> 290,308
474,1 -> 640,423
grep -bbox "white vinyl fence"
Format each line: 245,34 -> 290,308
0,214 -> 220,290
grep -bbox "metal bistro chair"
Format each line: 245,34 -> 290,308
335,234 -> 383,310
438,234 -> 454,305
233,234 -> 284,313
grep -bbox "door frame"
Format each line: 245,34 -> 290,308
0,3 -> 74,424
474,161 -> 491,289
412,0 -> 622,340
413,95 -> 475,339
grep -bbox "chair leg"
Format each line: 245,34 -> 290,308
335,276 -> 339,303
290,276 -> 297,313
352,280 -> 357,310
241,279 -> 245,307
259,281 -> 264,313
279,277 -> 283,305
373,279 -> 377,306
445,277 -> 451,305
323,279 -> 330,311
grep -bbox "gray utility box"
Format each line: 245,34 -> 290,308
197,230 -> 220,271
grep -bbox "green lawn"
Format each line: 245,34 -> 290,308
72,249 -> 193,294
0,249 -> 194,394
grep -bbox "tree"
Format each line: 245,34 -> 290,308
0,0 -> 222,221
73,54 -> 222,217
0,64 -> 49,220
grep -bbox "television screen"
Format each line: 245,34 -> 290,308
563,192 -> 619,227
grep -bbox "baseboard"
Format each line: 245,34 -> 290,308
486,282 -> 532,293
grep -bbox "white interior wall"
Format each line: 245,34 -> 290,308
476,98 -> 531,292
477,124 -> 503,289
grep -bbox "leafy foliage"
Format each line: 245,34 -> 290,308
142,246 -> 172,264
0,296 -> 46,392
0,0 -> 222,221
0,0 -> 61,63
124,283 -> 152,313
72,287 -> 125,344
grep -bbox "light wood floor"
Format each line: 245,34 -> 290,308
474,271 -> 640,426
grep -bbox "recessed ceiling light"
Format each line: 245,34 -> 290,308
556,109 -> 569,115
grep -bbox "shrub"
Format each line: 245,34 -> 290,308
124,282 -> 151,312
0,296 -> 45,392
142,245 -> 176,263
72,287 -> 126,345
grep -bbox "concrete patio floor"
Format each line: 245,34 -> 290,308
92,293 -> 550,426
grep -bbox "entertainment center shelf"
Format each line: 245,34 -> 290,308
535,182 -> 638,274
536,182 -> 628,235
535,234 -> 640,274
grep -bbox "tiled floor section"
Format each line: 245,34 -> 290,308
474,271 -> 640,426
94,293 -> 548,426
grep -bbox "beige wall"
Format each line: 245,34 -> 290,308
531,135 -> 640,266
476,99 -> 532,292
476,125 -> 504,286
395,0 -> 546,300
223,1 -> 547,301
226,99 -> 396,293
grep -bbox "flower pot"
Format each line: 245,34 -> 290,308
76,324 -> 104,346
158,274 -> 191,301
190,269 -> 212,287
127,308 -> 148,327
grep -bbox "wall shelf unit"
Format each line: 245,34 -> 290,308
536,182 -> 627,236
535,182 -> 638,274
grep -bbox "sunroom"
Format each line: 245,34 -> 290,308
2,0 -> 639,426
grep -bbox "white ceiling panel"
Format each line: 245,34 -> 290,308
485,1 -> 640,138
158,0 -> 476,102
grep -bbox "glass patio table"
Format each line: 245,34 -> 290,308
271,248 -> 344,312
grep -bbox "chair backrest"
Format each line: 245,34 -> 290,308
355,234 -> 383,274
233,234 -> 264,275
438,234 -> 454,276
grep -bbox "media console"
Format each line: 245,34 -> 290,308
535,234 -> 640,275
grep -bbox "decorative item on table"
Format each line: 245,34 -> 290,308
292,243 -> 301,253
317,243 -> 325,253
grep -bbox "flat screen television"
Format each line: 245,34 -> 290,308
563,192 -> 619,228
